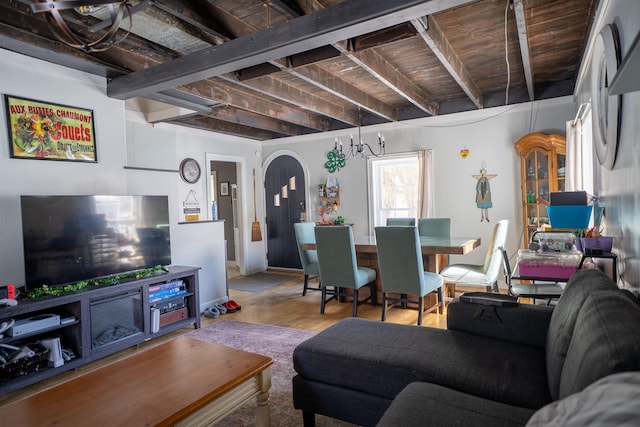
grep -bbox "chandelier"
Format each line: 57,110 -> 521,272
324,108 -> 386,173
30,1 -> 132,53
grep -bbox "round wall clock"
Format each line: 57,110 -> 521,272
179,158 -> 201,184
591,24 -> 621,170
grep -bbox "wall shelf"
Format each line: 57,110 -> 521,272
609,29 -> 640,95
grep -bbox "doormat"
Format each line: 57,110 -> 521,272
185,320 -> 354,426
229,272 -> 298,292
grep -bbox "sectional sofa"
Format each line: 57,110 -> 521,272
292,269 -> 640,426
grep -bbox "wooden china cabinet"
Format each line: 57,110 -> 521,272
515,132 -> 567,246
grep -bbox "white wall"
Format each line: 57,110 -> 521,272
573,0 -> 640,287
124,115 -> 267,275
171,220 -> 227,311
0,49 -> 265,304
262,98 -> 575,267
1,49 -> 126,287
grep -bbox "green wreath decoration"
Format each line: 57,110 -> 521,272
324,149 -> 346,173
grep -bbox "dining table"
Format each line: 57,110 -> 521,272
303,234 -> 481,305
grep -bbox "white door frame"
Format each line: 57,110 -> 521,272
206,153 -> 247,275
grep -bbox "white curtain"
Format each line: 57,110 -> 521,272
566,118 -> 583,191
418,149 -> 434,218
565,108 -> 594,196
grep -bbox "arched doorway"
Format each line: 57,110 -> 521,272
265,155 -> 306,269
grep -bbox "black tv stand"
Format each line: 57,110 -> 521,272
0,266 -> 200,395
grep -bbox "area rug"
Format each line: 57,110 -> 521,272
228,272 -> 298,292
185,320 -> 354,427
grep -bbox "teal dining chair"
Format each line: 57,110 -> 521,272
417,218 -> 451,238
386,218 -> 416,226
418,218 -> 452,266
314,226 -> 377,317
294,222 -> 321,296
440,219 -> 509,295
375,226 -> 444,325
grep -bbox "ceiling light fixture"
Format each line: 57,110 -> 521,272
324,107 -> 386,172
30,1 -> 132,53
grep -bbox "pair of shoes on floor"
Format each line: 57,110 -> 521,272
225,300 -> 241,313
204,303 -> 230,318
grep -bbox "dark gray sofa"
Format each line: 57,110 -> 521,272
292,269 -> 640,426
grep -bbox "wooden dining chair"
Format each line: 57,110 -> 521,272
439,219 -> 509,295
375,226 -> 444,324
314,226 -> 377,317
294,222 -> 321,296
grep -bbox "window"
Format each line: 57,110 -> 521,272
567,106 -> 597,227
566,107 -> 595,196
367,152 -> 426,232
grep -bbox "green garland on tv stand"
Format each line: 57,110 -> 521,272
27,265 -> 166,299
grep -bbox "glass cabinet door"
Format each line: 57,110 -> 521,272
524,150 -> 551,233
556,153 -> 566,192
515,133 -> 566,246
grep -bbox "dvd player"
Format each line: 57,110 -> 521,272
8,313 -> 61,337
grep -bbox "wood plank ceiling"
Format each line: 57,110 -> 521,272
0,0 -> 599,140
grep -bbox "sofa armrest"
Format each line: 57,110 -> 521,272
447,296 -> 554,348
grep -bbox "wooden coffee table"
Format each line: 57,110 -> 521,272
2,336 -> 273,426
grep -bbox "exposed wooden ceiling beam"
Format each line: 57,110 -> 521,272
412,16 -> 483,109
513,0 -> 535,101
178,79 -> 332,131
0,2 -> 331,133
219,73 -> 358,126
353,22 -> 418,50
334,40 -> 439,115
0,2 -> 185,75
273,2 -> 430,119
143,105 -> 200,123
169,115 -> 283,140
0,23 -> 123,78
237,46 -> 341,80
198,2 -> 360,125
107,0 -> 477,99
286,64 -> 398,121
151,0 -> 234,44
188,3 -> 424,124
296,0 -> 438,118
236,24 -> 420,81
267,0 -> 305,18
146,88 -> 216,112
205,105 -> 304,136
211,7 -> 377,125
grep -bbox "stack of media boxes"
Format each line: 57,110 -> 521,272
149,280 -> 188,333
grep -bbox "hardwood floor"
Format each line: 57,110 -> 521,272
0,270 -> 448,407
219,270 -> 450,331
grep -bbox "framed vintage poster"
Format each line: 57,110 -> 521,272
4,94 -> 97,162
220,182 -> 229,196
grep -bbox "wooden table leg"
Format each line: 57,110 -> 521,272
423,253 -> 448,274
255,367 -> 272,427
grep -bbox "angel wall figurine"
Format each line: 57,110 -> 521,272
472,167 -> 497,222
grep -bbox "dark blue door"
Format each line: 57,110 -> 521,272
265,155 -> 305,269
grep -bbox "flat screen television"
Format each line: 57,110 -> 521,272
20,195 -> 171,289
